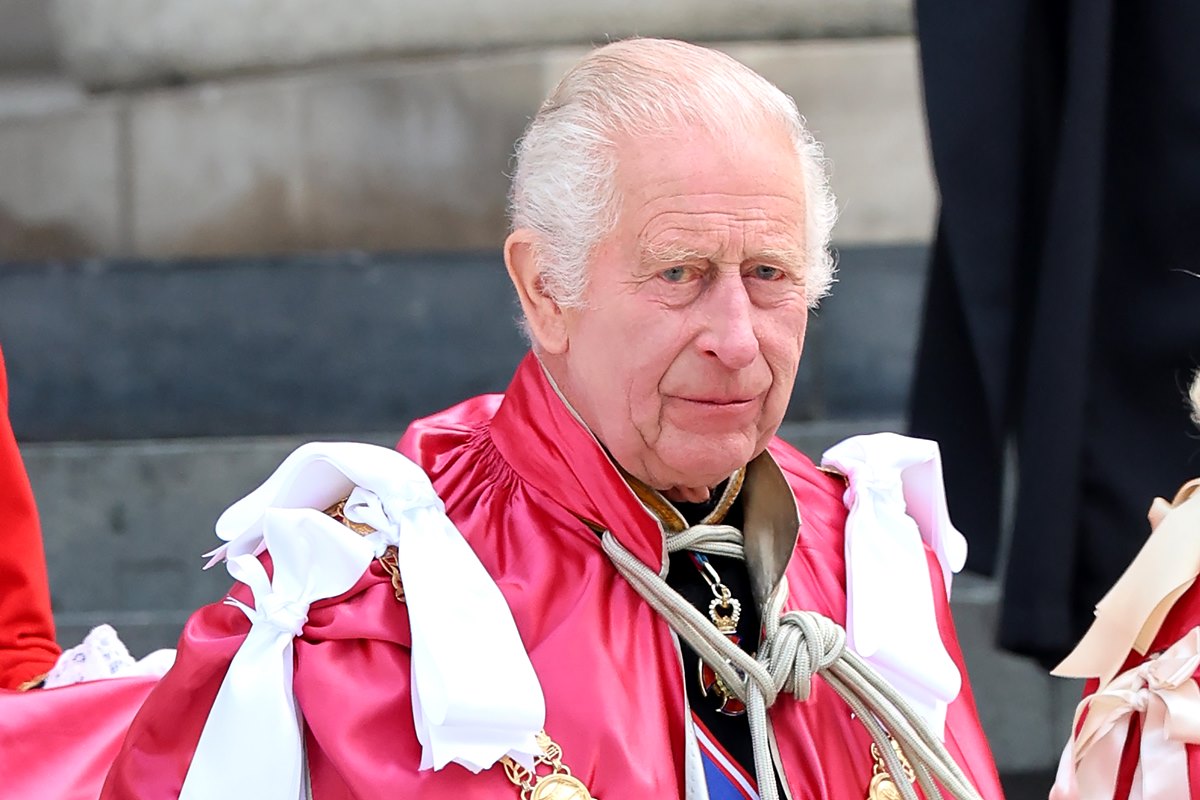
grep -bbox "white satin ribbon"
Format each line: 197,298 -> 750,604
1050,628 -> 1200,800
181,507 -> 374,800
822,432 -> 967,738
341,484 -> 545,772
184,442 -> 545,800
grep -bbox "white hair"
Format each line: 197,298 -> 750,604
508,38 -> 838,310
1190,371 -> 1200,430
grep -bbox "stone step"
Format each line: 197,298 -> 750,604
50,0 -> 914,88
0,75 -> 85,122
0,36 -> 934,260
22,423 -> 1074,773
0,244 -> 929,443
0,0 -> 57,72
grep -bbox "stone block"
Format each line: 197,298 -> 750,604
724,37 -> 935,245
50,0 -> 913,89
128,78 -> 306,256
0,101 -> 123,258
808,244 -> 929,417
23,435 -> 398,621
0,0 -> 57,71
4,36 -> 932,259
0,252 -> 530,442
24,439 -> 256,617
951,573 -> 1060,772
297,54 -> 545,252
0,76 -> 86,122
0,244 -> 919,443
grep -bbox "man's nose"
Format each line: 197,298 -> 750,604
698,274 -> 759,369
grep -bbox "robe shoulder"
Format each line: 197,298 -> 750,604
398,392 -> 503,468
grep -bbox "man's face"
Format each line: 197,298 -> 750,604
548,126 -> 811,499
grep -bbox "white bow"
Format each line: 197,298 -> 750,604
183,442 -> 545,800
181,507 -> 374,800
822,432 -> 967,738
1051,628 -> 1200,800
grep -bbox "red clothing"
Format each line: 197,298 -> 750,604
1073,571 -> 1200,799
100,353 -> 1001,798
0,345 -> 59,689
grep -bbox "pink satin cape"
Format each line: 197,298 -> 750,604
90,352 -> 1001,799
0,676 -> 156,800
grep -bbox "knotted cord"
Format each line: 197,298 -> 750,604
602,523 -> 982,800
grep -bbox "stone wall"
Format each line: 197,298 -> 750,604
0,38 -> 934,260
50,0 -> 911,88
0,0 -> 56,71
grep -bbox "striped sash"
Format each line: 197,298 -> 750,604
692,714 -> 760,800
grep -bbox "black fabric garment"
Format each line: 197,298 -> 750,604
666,495 -> 762,780
913,0 -> 1200,664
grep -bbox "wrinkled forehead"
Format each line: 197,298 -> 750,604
609,125 -> 808,243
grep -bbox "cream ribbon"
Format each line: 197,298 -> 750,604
822,433 -> 967,738
183,443 -> 545,800
1050,628 -> 1200,800
1054,480 -> 1200,687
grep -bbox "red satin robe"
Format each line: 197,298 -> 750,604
0,344 -> 60,689
98,352 -> 1002,799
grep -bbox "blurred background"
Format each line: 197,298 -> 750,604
0,1 -> 1074,794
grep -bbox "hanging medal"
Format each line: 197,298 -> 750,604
865,739 -> 915,800
689,552 -> 747,716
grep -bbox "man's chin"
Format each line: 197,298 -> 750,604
655,438 -> 761,490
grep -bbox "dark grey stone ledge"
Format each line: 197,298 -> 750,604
1,244 -> 929,442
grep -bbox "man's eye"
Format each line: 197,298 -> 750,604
660,266 -> 689,283
751,264 -> 783,281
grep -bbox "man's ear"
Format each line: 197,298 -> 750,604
504,229 -> 569,354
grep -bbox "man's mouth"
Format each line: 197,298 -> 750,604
672,396 -> 760,412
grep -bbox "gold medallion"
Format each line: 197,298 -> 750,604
867,771 -> 903,800
866,739 -> 913,800
528,773 -> 596,800
501,731 -> 598,800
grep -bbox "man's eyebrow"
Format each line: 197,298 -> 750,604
754,246 -> 807,270
640,241 -> 807,274
640,241 -> 718,264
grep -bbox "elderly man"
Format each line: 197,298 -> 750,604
96,39 -> 1001,800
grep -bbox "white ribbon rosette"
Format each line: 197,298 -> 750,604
822,432 -> 967,738
1050,628 -> 1200,800
180,442 -> 545,800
